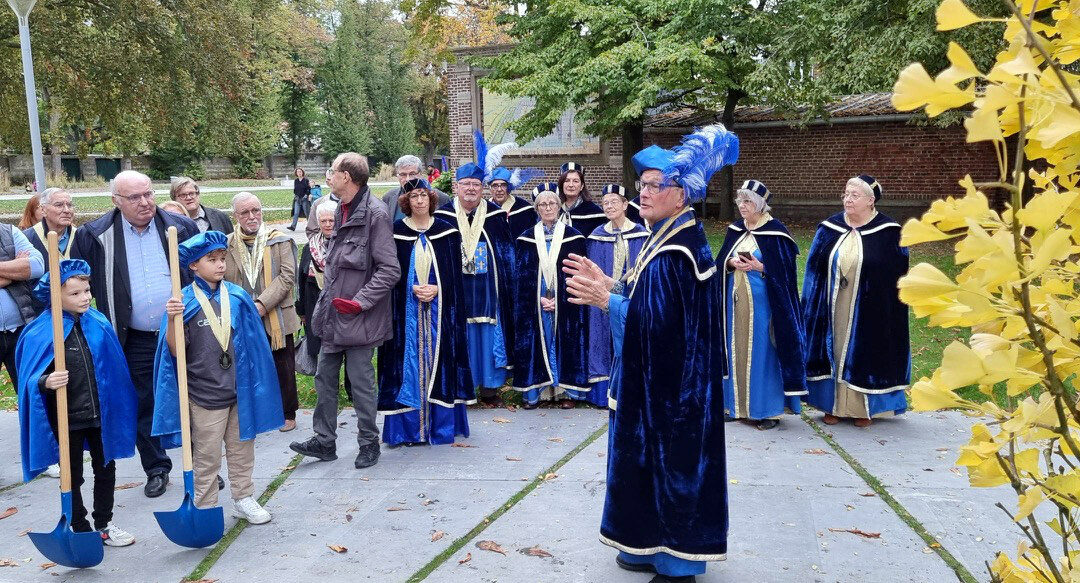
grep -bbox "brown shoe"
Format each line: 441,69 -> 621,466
854,418 -> 872,428
559,399 -> 576,410
822,414 -> 840,425
279,419 -> 297,432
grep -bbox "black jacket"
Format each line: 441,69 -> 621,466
71,209 -> 199,345
40,318 -> 100,431
201,205 -> 234,235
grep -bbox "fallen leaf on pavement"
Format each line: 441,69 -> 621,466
519,545 -> 553,558
345,514 -> 353,522
542,473 -> 558,481
0,559 -> 17,567
458,553 -> 472,565
17,529 -> 29,537
421,500 -> 435,506
431,530 -> 445,542
387,507 -> 407,512
804,449 -> 830,455
505,405 -> 517,412
328,544 -> 348,553
547,437 -> 563,443
844,505 -> 855,511
114,482 -> 142,491
493,417 -> 511,423
476,540 -> 507,555
505,457 -> 522,462
40,563 -> 56,570
858,492 -> 876,497
828,528 -> 881,539
284,465 -> 297,471
451,443 -> 477,448
0,507 -> 16,520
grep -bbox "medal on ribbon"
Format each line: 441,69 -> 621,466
192,284 -> 233,370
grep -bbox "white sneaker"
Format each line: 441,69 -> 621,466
44,464 -> 60,478
232,496 -> 271,524
99,523 -> 135,547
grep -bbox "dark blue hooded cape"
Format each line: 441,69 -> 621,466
151,279 -> 284,448
714,218 -> 807,394
501,196 -> 539,240
511,224 -> 590,393
601,209 -> 728,560
561,199 -> 606,239
378,218 -> 475,411
801,212 -> 910,393
16,308 -> 138,482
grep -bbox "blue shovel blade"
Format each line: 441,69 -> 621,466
28,513 -> 104,569
154,492 -> 225,549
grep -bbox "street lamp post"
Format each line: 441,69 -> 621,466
7,0 -> 47,192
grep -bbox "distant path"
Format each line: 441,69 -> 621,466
0,181 -> 398,201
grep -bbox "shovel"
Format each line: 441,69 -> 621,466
153,226 -> 224,548
28,231 -> 105,568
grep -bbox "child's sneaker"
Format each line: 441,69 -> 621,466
99,523 -> 135,547
44,464 -> 60,478
232,496 -> 271,524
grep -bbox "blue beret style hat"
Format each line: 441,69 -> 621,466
402,178 -> 431,193
455,163 -> 486,182
630,145 -> 676,177
854,174 -> 883,201
740,179 -> 771,201
560,162 -> 583,177
533,182 -> 559,197
179,230 -> 228,269
601,184 -> 627,198
33,259 -> 92,304
488,167 -> 513,184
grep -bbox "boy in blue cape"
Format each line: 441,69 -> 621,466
151,231 -> 283,524
16,258 -> 138,546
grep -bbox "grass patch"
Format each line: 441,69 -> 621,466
405,423 -> 608,583
802,412 -> 979,583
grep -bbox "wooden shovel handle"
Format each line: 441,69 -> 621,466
46,232 -> 72,493
166,227 -> 194,473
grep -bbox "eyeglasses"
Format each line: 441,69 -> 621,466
397,170 -> 421,180
635,180 -> 674,194
174,191 -> 199,200
408,192 -> 430,200
49,202 -> 74,210
489,183 -> 508,190
236,208 -> 263,218
734,198 -> 754,207
536,201 -> 559,208
458,180 -> 483,188
117,191 -> 155,203
841,192 -> 869,201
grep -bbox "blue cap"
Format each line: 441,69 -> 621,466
533,182 -> 559,197
631,145 -> 676,177
402,178 -> 431,193
854,174 -> 883,201
488,167 -> 513,184
740,180 -> 771,201
33,259 -> 91,304
560,162 -> 583,177
601,184 -> 627,198
179,230 -> 228,269
455,163 -> 485,182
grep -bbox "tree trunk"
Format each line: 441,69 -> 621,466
621,121 -> 644,191
717,88 -> 744,221
44,89 -> 63,178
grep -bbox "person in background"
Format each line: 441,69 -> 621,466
488,167 -> 540,239
298,201 -> 337,373
382,155 -> 450,225
25,187 -> 77,268
558,162 -> 606,238
427,163 -> 441,183
18,194 -> 42,230
289,168 -> 312,231
159,201 -> 188,216
170,176 -> 233,234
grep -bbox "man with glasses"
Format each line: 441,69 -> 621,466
434,162 -> 515,407
169,176 -> 234,234
25,187 -> 77,268
381,155 -> 450,225
72,170 -> 199,498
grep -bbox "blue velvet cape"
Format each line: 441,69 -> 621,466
434,199 -> 516,345
714,218 -> 807,394
626,197 -> 642,224
16,308 -> 138,482
801,212 -> 910,392
151,279 -> 284,448
378,218 -> 475,411
502,196 -> 539,240
601,209 -> 728,560
511,225 -> 590,392
585,221 -> 648,384
561,199 -> 606,239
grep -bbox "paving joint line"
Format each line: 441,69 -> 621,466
405,422 -> 608,583
801,411 -> 978,583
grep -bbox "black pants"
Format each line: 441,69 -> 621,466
124,330 -> 172,477
0,326 -> 23,390
273,334 -> 299,421
67,426 -> 115,532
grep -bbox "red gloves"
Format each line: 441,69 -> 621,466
332,298 -> 362,314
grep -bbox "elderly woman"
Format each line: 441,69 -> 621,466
377,178 -> 473,445
298,200 -> 338,364
513,182 -> 590,409
802,175 -> 909,428
558,162 -> 606,238
584,184 -> 648,408
715,180 -> 806,430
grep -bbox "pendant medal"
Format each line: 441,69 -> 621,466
220,352 -> 233,370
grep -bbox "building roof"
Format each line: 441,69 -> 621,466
646,92 -> 904,128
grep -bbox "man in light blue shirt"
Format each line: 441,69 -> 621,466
122,214 -> 172,331
0,223 -> 44,390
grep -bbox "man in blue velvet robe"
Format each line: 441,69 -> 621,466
434,163 -> 515,407
488,166 -> 539,239
565,128 -> 739,582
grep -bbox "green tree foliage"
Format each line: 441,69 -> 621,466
317,1 -> 375,160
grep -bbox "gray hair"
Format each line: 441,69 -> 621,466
845,177 -> 875,201
169,176 -> 199,200
39,187 -> 69,206
735,188 -> 771,214
394,155 -> 423,173
231,191 -> 260,210
533,190 -> 560,208
110,170 -> 151,196
316,200 -> 338,219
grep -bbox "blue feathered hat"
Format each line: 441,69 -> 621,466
533,182 -> 559,197
560,162 -> 584,178
663,125 -> 740,203
631,145 -> 675,177
473,130 -> 518,183
179,230 -> 228,269
33,259 -> 91,304
490,166 -> 544,193
601,184 -> 627,198
853,174 -> 883,201
740,179 -> 771,202
489,167 -> 513,185
455,163 -> 485,182
402,178 -> 431,193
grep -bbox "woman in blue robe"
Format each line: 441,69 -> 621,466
802,175 -> 910,428
585,184 -> 648,408
512,184 -> 590,409
557,162 -> 606,237
714,180 -> 806,430
378,179 -> 474,445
